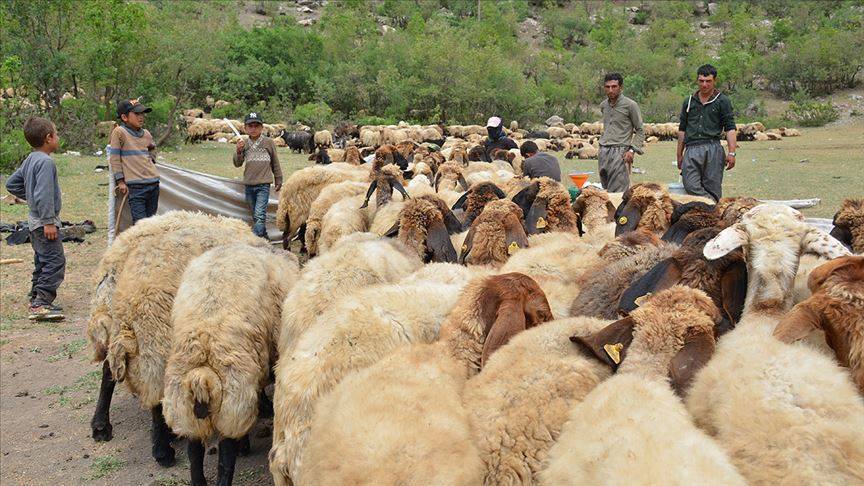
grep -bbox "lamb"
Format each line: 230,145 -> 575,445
459,199 -> 529,267
462,315 -> 613,484
303,181 -> 368,257
270,276 -> 471,485
613,182 -> 675,236
162,245 -> 299,486
774,255 -> 864,393
512,177 -> 580,235
313,129 -> 332,148
830,198 -> 864,253
275,163 -> 367,249
545,287 -> 746,485
297,273 -> 552,485
89,212 -> 266,467
685,204 -> 864,484
269,236 -> 423,485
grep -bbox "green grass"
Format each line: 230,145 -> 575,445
86,455 -> 125,480
43,369 -> 101,408
47,338 -> 87,362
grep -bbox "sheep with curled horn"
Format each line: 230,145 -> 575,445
384,195 -> 464,263
512,177 -> 581,235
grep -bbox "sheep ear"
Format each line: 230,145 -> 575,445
442,208 -> 463,235
661,219 -> 693,244
383,220 -> 400,238
719,258 -> 748,331
605,200 -> 616,223
619,259 -> 682,316
802,227 -> 852,260
481,300 -> 527,368
829,225 -> 853,251
703,224 -> 747,260
525,198 -> 549,235
359,180 -> 378,209
492,185 -> 506,199
570,317 -> 635,370
426,219 -> 458,263
575,212 -> 584,236
402,169 -> 415,180
669,328 -> 715,397
392,180 -> 410,200
457,174 -> 470,192
451,191 -> 469,211
613,201 -> 642,236
807,256 -> 862,292
512,182 -> 539,218
504,220 -> 529,256
458,226 -> 475,265
433,172 -> 442,192
571,196 -> 586,220
773,302 -> 822,343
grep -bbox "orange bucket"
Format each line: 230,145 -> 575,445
569,172 -> 590,188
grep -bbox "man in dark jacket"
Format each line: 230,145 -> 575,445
519,141 -> 561,181
676,64 -> 738,201
483,116 -> 517,162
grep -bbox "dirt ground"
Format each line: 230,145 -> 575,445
1,119 -> 862,485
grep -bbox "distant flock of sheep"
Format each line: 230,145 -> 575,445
87,134 -> 861,486
182,111 -> 800,165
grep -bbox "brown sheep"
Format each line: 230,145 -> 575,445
386,195 -> 463,263
438,272 -> 554,374
434,161 -> 469,192
343,145 -> 361,165
459,199 -> 529,267
774,256 -> 864,394
620,227 -> 749,335
512,177 -> 580,235
613,182 -> 675,236
830,198 -> 864,253
453,181 -> 507,230
450,146 -> 469,166
359,164 -> 409,209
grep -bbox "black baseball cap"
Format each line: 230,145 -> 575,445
244,112 -> 264,125
117,99 -> 152,117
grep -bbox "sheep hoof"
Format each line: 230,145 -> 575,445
91,422 -> 113,442
153,445 -> 176,468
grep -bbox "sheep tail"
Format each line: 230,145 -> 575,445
106,329 -> 137,383
184,366 -> 222,420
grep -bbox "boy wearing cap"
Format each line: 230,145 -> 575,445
110,99 -> 160,223
483,116 -> 517,162
233,112 -> 283,238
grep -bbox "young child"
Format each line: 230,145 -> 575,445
110,98 -> 159,224
5,117 -> 66,321
233,112 -> 283,238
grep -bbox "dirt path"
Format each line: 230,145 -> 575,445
0,230 -> 272,485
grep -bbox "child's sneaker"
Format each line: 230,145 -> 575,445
28,305 -> 65,321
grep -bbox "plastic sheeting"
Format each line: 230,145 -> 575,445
107,162 -> 281,245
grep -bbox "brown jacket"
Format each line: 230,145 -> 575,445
233,136 -> 283,186
109,125 -> 158,184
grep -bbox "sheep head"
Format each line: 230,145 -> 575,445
513,178 -> 580,235
360,165 -> 409,209
614,182 -> 673,236
388,195 -> 461,263
573,286 -> 721,396
455,182 -> 506,230
661,201 -> 718,244
572,186 -> 616,234
597,228 -> 662,261
459,199 -> 528,266
716,196 -> 759,227
703,204 -> 852,314
830,198 -> 864,253
434,161 -> 469,192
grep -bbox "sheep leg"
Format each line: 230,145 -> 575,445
216,437 -> 240,486
257,390 -> 273,418
237,434 -> 251,457
281,230 -> 290,251
90,360 -> 115,442
188,439 -> 207,486
297,223 -> 308,254
150,404 -> 176,467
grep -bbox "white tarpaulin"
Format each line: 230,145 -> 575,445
107,162 -> 281,245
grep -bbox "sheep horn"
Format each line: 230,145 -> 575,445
360,180 -> 378,209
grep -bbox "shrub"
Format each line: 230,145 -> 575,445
355,115 -> 397,126
0,98 -> 40,173
640,89 -> 682,123
632,10 -> 649,25
293,101 -> 334,128
53,98 -> 103,152
210,103 -> 247,120
785,98 -> 838,127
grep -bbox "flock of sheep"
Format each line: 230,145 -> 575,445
86,132 -> 862,486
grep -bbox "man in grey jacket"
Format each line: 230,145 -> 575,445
520,141 -> 561,181
598,72 -> 645,192
5,117 -> 65,321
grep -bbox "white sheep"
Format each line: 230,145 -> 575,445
162,244 -> 299,486
543,287 -> 746,486
303,181 -> 368,256
686,204 -> 864,484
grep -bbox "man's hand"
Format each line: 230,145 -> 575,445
236,139 -> 246,153
725,154 -> 736,170
274,183 -> 282,192
676,154 -> 683,170
623,150 -> 634,165
43,224 -> 58,241
116,180 -> 128,195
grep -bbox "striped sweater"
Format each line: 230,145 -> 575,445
109,124 -> 159,184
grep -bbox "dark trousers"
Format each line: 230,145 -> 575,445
245,183 -> 270,238
29,226 -> 66,307
681,142 -> 725,202
128,182 -> 160,224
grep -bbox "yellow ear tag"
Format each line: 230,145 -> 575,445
536,217 -> 547,229
618,216 -> 628,225
461,244 -> 468,253
508,241 -> 520,255
604,343 -> 624,364
633,293 -> 651,307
